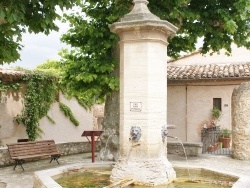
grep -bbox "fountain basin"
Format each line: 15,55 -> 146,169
34,162 -> 114,188
34,162 -> 242,188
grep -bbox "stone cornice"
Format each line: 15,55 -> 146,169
110,0 -> 178,36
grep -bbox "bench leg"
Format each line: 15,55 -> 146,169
14,159 -> 25,171
50,155 -> 60,165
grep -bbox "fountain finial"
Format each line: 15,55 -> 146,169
120,0 -> 160,22
133,0 -> 148,4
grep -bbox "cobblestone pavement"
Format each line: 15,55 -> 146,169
0,153 -> 250,188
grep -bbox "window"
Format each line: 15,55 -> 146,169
213,98 -> 222,111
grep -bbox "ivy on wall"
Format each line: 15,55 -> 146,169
15,71 -> 59,141
1,70 -> 81,141
0,80 -> 20,102
59,102 -> 79,126
0,80 -> 20,91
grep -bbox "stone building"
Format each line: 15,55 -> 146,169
1,44 -> 250,148
167,44 -> 250,143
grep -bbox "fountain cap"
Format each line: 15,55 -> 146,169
120,0 -> 160,22
110,0 -> 178,36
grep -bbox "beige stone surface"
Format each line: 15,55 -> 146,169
168,81 -> 238,142
0,91 -> 25,145
167,41 -> 250,144
167,85 -> 187,141
39,93 -> 94,143
110,0 -> 178,185
232,82 -> 250,160
0,92 -> 95,146
119,31 -> 168,157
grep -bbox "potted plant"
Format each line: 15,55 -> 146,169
208,107 -> 222,130
219,128 -> 231,148
211,107 -> 222,120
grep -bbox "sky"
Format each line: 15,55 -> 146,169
1,19 -> 203,70
1,20 -> 70,70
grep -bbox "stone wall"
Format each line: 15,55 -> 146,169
0,141 -> 201,168
232,82 -> 250,160
0,146 -> 11,167
0,92 -> 96,146
0,141 -> 101,168
167,141 -> 203,156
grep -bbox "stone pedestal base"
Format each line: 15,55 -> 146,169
110,157 -> 176,186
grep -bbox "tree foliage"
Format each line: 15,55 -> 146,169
162,0 -> 250,57
0,0 -> 79,64
36,59 -> 62,76
60,0 -> 250,108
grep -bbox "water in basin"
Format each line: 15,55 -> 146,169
55,167 -> 238,188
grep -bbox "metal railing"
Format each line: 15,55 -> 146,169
201,128 -> 231,155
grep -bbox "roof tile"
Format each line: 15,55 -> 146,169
168,63 -> 250,81
0,68 -> 25,82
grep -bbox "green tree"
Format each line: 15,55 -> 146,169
59,0 -> 250,160
36,59 -> 61,76
0,0 -> 79,64
60,0 -> 250,108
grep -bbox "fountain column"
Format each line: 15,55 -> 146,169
110,0 -> 178,186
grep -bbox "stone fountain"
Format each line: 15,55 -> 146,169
28,1 -> 249,188
109,0 -> 178,186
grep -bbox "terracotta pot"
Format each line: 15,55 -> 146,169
207,146 -> 215,152
219,137 -> 231,148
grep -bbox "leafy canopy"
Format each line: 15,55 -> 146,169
0,0 -> 79,64
58,0 -> 250,108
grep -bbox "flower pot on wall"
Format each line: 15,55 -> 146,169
219,137 -> 231,148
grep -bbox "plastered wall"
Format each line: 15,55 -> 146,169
168,81 -> 239,142
0,91 -> 104,146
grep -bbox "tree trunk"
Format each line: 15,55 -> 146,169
99,90 -> 120,161
99,44 -> 120,161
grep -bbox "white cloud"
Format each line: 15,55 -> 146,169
2,20 -> 70,69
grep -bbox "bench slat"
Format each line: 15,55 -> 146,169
7,140 -> 60,160
7,140 -> 61,171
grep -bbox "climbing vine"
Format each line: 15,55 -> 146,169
15,71 -> 59,141
0,80 -> 20,102
46,115 -> 56,124
1,68 -> 81,141
0,80 -> 20,91
59,102 -> 79,126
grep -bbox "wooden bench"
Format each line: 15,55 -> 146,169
7,140 -> 61,171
